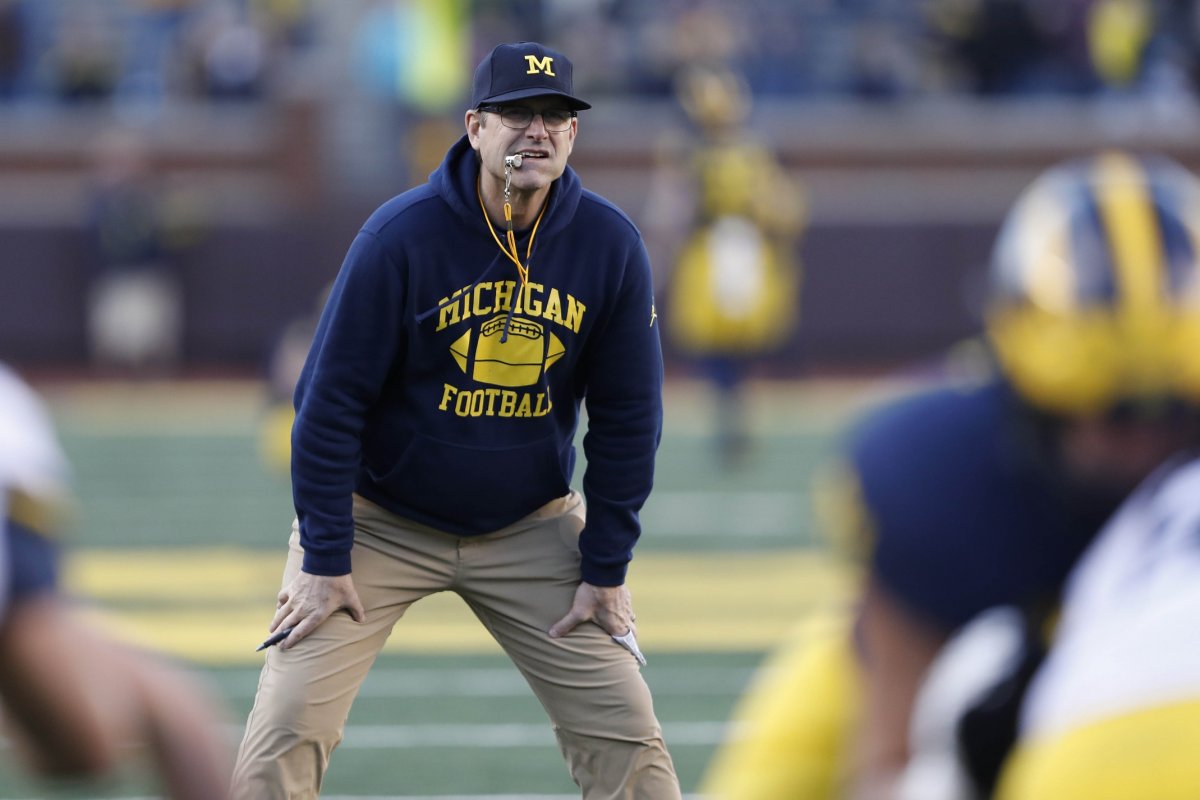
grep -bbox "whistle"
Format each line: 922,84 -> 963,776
505,154 -> 523,169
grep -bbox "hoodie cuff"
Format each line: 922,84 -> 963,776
301,550 -> 352,576
580,557 -> 629,587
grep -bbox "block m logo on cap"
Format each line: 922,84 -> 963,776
525,55 -> 555,76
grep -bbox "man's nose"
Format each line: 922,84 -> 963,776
526,113 -> 550,137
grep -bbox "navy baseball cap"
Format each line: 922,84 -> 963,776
471,42 -> 591,111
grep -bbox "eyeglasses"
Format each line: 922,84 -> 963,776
478,104 -> 577,132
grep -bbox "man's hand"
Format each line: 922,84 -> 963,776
269,572 -> 366,650
548,582 -> 636,639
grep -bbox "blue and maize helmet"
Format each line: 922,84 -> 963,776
986,150 -> 1200,416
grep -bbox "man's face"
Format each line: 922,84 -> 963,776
467,96 -> 577,194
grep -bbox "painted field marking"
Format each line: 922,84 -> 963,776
66,549 -> 856,664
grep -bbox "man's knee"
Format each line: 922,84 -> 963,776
555,727 -> 681,800
232,724 -> 337,800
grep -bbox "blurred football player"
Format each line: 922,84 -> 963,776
661,62 -> 806,467
988,453 -> 1200,800
903,451 -> 1200,800
701,150 -> 1200,799
0,362 -> 233,799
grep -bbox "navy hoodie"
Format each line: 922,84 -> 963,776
291,135 -> 663,586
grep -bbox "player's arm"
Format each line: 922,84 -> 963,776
0,514 -> 112,777
0,594 -> 233,798
0,520 -> 233,798
849,576 -> 948,800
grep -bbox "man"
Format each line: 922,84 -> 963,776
0,362 -> 232,799
231,42 -> 680,799
701,150 -> 1200,799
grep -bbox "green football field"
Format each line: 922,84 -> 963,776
0,376 -> 907,799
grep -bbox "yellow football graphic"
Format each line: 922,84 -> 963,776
449,314 -> 565,387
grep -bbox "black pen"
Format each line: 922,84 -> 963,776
256,626 -> 296,652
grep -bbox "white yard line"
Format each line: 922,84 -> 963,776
11,796 -> 708,800
331,721 -> 730,749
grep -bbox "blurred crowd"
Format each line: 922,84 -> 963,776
2,0 -> 1200,107
557,0 -> 1200,102
0,0 -> 312,104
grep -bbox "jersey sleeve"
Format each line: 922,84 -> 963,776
0,364 -> 71,622
1,516 -> 61,610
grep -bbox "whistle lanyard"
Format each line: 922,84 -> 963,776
477,161 -> 547,288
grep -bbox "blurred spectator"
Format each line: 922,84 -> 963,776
847,18 -> 923,98
117,0 -> 197,104
250,0 -> 316,51
923,0 -> 1051,94
0,0 -> 26,98
84,127 -> 190,376
258,282 -> 328,475
349,0 -> 470,188
656,61 -> 806,467
1032,1 -> 1100,93
52,3 -> 122,102
739,0 -> 816,95
184,1 -> 269,100
1124,0 -> 1200,105
1087,0 -> 1155,90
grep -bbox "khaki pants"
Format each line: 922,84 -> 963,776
232,492 -> 680,799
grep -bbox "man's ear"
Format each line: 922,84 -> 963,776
465,110 -> 482,149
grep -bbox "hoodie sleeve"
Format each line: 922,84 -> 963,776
579,236 -> 664,586
291,231 -> 406,576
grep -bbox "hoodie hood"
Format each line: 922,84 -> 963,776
431,135 -> 584,238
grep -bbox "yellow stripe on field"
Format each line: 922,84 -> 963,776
64,549 -> 856,665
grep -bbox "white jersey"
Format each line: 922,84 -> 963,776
0,363 -> 70,623
1020,455 -> 1200,739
